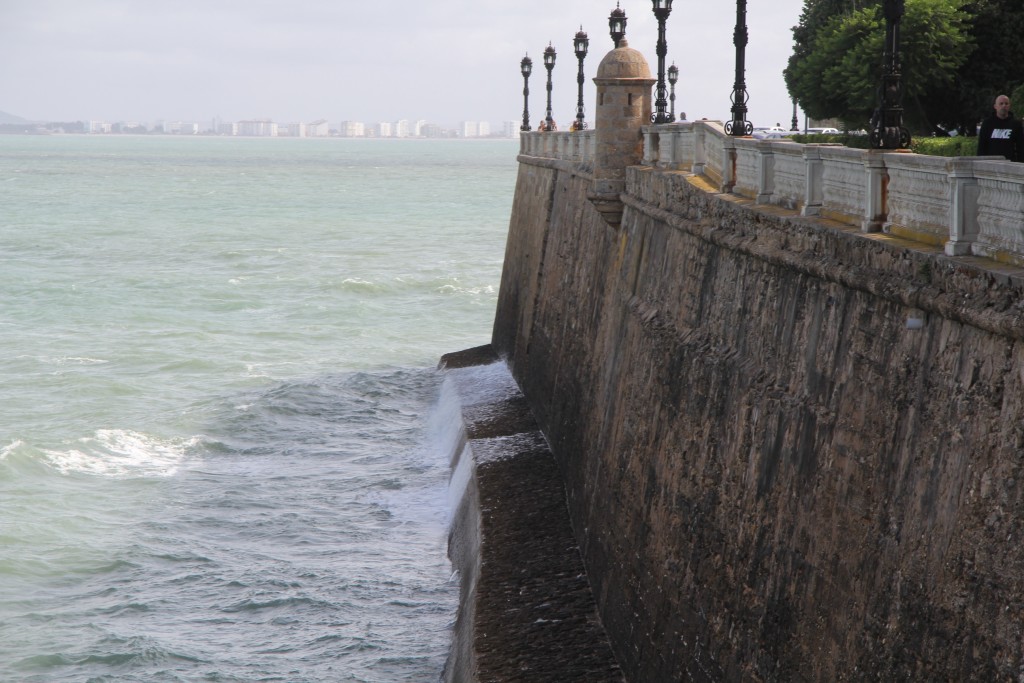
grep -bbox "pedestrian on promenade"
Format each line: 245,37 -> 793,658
977,94 -> 1024,161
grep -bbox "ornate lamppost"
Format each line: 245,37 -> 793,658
543,43 -> 556,131
791,98 -> 799,132
572,28 -> 589,131
651,0 -> 674,124
520,54 -> 533,132
668,62 -> 679,122
609,3 -> 627,47
726,0 -> 752,136
869,0 -> 910,149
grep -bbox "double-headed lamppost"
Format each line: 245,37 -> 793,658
520,54 -> 533,132
573,28 -> 589,131
609,3 -> 627,47
543,43 -> 556,131
651,0 -> 674,124
726,0 -> 753,136
870,0 -> 910,149
668,63 -> 679,122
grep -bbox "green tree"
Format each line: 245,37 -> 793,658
1013,84 -> 1024,117
790,0 -> 873,62
955,0 -> 1024,130
785,0 -> 973,134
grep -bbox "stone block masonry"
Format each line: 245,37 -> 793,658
440,345 -> 623,683
487,145 -> 1024,681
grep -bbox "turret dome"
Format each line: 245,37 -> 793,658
594,40 -> 652,81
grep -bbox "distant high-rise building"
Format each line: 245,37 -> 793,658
278,123 -> 307,137
461,121 -> 479,138
414,120 -> 429,137
306,119 -> 329,137
237,119 -> 277,136
477,121 -> 491,137
339,121 -> 365,137
421,123 -> 444,138
114,121 -> 145,134
372,122 -> 392,138
393,120 -> 410,138
165,121 -> 199,135
218,122 -> 239,136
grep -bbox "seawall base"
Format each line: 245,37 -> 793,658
439,345 -> 623,683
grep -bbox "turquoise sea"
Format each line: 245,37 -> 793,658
0,134 -> 518,682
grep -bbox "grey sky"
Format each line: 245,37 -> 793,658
0,0 -> 809,128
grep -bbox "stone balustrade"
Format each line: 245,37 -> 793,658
520,122 -> 1024,265
519,129 -> 596,165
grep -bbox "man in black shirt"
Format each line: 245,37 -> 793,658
977,94 -> 1024,162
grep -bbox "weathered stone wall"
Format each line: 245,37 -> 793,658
440,345 -> 623,683
492,155 -> 1024,681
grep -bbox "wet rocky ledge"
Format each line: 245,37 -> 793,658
439,344 -> 623,683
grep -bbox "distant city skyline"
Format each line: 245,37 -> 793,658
0,0 -> 808,130
0,110 -> 519,133
1,112 -> 520,139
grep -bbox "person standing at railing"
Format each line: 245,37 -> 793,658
977,94 -> 1024,162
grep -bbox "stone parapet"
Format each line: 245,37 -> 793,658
524,121 -> 1024,266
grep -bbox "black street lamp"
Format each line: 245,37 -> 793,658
726,0 -> 752,136
870,0 -> 910,149
609,3 -> 627,48
543,43 -> 556,131
791,98 -> 799,132
668,62 -> 679,122
520,54 -> 533,132
573,28 -> 589,131
651,0 -> 674,124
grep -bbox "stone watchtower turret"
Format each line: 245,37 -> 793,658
587,39 -> 655,226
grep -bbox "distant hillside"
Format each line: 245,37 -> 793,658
0,111 -> 29,124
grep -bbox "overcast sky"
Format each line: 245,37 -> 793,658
0,0 -> 808,129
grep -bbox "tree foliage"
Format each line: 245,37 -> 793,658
785,0 -> 1024,134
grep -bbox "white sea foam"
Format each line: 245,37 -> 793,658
340,277 -> 381,291
445,361 -> 520,407
436,361 -> 525,521
437,283 -> 496,296
40,429 -> 198,478
17,354 -> 109,366
0,439 -> 24,460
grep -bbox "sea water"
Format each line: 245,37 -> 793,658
0,134 -> 518,682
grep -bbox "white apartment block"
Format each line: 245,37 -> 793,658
393,120 -> 410,138
339,121 -> 365,137
414,120 -> 428,137
237,120 -> 278,136
278,123 -> 307,137
502,120 -> 520,137
373,122 -> 392,138
165,121 -> 199,134
461,121 -> 479,138
478,121 -> 491,137
306,119 -> 329,137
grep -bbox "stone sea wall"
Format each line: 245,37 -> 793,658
486,151 -> 1024,681
440,345 -> 622,683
